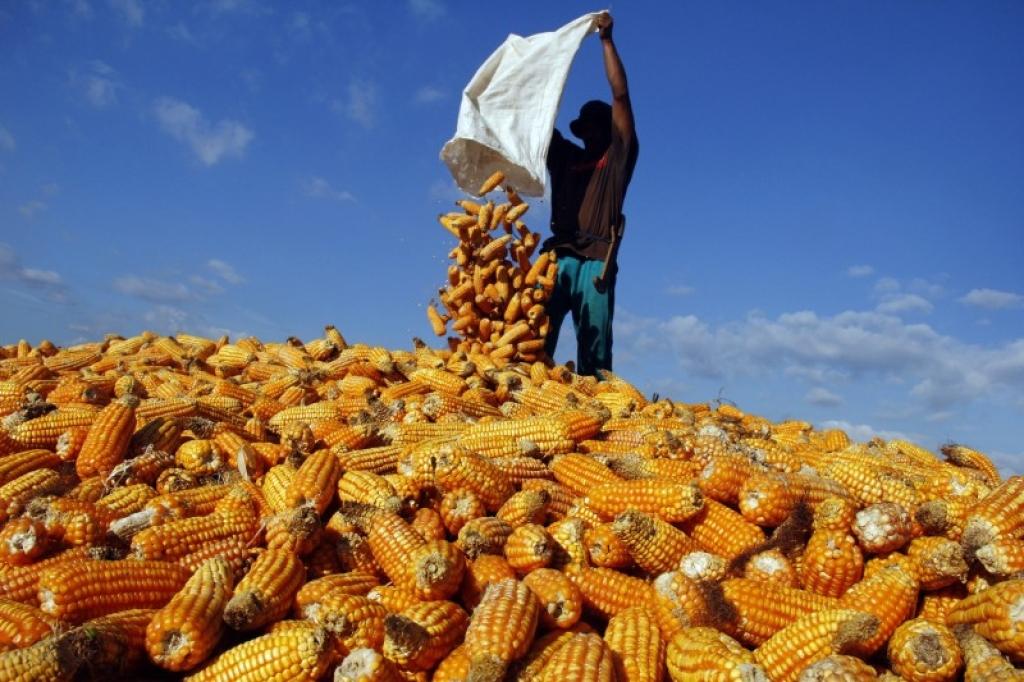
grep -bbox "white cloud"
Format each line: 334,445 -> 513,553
414,86 -> 445,104
617,307 -> 1024,411
68,0 -> 93,19
19,268 -> 62,286
109,0 -> 142,26
0,243 -> 68,302
0,125 -> 14,152
144,305 -> 189,332
188,275 -> 224,295
304,176 -> 355,203
408,0 -> 444,20
876,293 -> 933,315
167,22 -> 196,43
71,60 -> 120,109
154,97 -> 253,165
114,275 -> 192,302
334,80 -> 375,128
908,277 -> 944,299
19,200 -> 46,218
665,285 -> 695,297
874,276 -> 900,294
207,259 -> 243,284
806,387 -> 842,407
847,265 -> 873,277
959,288 -> 1023,310
817,420 -> 912,444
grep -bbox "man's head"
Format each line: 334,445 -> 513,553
569,100 -> 612,148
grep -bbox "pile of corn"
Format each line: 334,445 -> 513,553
428,171 -> 558,363
0,330 -> 1020,681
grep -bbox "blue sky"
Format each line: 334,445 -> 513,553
1,1 -> 1022,470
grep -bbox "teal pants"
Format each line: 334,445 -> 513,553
543,252 -> 615,376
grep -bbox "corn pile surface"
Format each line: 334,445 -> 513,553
429,171 -> 557,363
0,330 -> 1020,681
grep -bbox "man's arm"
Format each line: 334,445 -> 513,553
595,13 -> 634,142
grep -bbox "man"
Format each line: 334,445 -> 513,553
544,11 -> 638,377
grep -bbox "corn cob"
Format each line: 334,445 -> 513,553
588,479 -> 703,523
131,507 -> 258,561
955,624 -> 1024,682
8,406 -> 99,449
719,578 -> 839,647
666,627 -> 768,681
839,562 -> 920,656
584,522 -> 633,568
431,446 -> 513,512
286,448 -> 341,514
0,517 -> 50,566
0,448 -> 61,486
613,510 -> 703,574
522,567 -> 583,629
338,470 -> 402,514
410,507 -> 446,541
603,604 -> 665,682
383,599 -> 468,671
460,554 -> 518,610
680,499 -> 766,561
0,469 -> 63,523
753,608 -> 879,682
145,557 -> 233,671
335,445 -> 400,475
886,618 -> 962,681
963,476 -> 1024,553
337,647 -> 405,682
464,578 -> 541,681
498,489 -> 549,527
852,501 -> 914,554
0,629 -> 82,681
947,579 -> 1024,661
440,487 -> 486,535
942,443 -> 1001,487
504,523 -> 555,573
537,631 -> 617,682
743,549 -> 799,587
456,416 -> 578,458
75,394 -> 138,478
184,620 -> 333,682
795,655 -> 877,681
0,599 -> 57,647
221,549 -> 304,631
799,529 -> 864,598
457,516 -> 513,559
298,591 -> 387,655
550,453 -> 621,496
37,559 -> 189,623
96,482 -> 157,515
566,564 -> 656,621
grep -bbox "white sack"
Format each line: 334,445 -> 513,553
440,12 -> 602,197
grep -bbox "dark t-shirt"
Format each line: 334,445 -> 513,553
545,127 -> 639,260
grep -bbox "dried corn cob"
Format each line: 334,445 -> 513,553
464,578 -> 540,681
383,599 -> 468,671
666,627 -> 767,681
76,394 -> 138,478
947,579 -> 1024,661
223,549 -> 304,631
146,557 -> 234,671
887,618 -> 962,681
37,559 -> 189,623
538,631 -> 617,682
603,604 -> 665,682
184,620 -> 333,682
753,608 -> 879,682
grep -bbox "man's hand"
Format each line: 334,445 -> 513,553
596,11 -> 613,41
